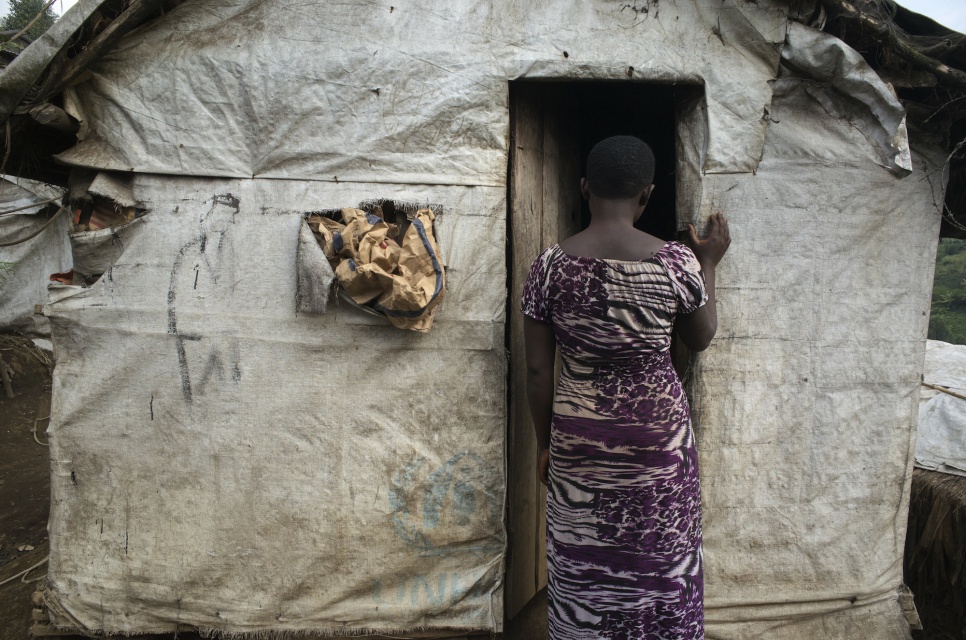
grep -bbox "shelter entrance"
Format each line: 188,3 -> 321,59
505,80 -> 703,620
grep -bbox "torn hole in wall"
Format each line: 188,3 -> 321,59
69,170 -> 147,233
299,200 -> 446,332
54,169 -> 149,285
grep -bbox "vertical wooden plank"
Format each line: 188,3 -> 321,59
534,90 -> 582,594
508,83 -> 585,617
673,89 -> 706,382
543,86 -> 582,245
541,86 -> 563,250
537,92 -> 560,599
506,83 -> 544,620
556,97 -> 582,242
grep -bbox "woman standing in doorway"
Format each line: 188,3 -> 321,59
522,136 -> 730,639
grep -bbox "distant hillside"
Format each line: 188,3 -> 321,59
929,239 -> 966,345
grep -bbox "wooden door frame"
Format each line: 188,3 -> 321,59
505,82 -> 581,620
504,80 -> 705,621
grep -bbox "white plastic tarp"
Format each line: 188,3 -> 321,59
916,340 -> 966,477
0,177 -> 70,335
53,0 -> 788,182
780,22 -> 912,176
45,178 -> 507,636
688,75 -> 940,638
26,0 -> 944,637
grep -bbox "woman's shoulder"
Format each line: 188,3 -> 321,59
524,245 -> 565,283
533,244 -> 565,266
656,241 -> 700,268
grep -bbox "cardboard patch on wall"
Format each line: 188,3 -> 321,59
303,201 -> 446,332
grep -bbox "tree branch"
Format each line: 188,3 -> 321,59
821,0 -> 966,93
33,0 -> 165,104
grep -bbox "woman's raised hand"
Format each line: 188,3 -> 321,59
686,212 -> 730,267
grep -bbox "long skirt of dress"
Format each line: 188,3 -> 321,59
547,350 -> 703,640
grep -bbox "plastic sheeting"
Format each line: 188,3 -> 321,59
780,22 -> 912,176
295,219 -> 335,315
0,0 -> 109,120
45,178 -> 507,636
69,217 -> 148,277
52,0 -> 787,181
0,177 -> 70,335
916,340 -> 966,477
29,0 -> 943,637
689,76 -> 941,639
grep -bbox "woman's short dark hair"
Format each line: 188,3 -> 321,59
585,136 -> 655,200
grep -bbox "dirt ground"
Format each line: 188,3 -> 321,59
0,333 -> 958,639
0,337 -> 52,640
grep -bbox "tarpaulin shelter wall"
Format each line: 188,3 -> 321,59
0,177 -> 70,335
916,340 -> 966,476
691,74 -> 941,640
7,0 -> 940,636
45,177 -> 508,637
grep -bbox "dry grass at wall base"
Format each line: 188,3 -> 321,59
906,468 -> 966,640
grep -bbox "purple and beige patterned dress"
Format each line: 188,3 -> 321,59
521,241 -> 708,640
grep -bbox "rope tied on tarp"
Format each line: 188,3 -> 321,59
0,204 -> 65,247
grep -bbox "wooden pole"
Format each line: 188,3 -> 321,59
33,0 -> 166,104
923,381 -> 966,402
821,0 -> 966,92
0,352 -> 13,399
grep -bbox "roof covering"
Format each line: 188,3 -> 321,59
819,0 -> 966,237
0,1 -> 963,224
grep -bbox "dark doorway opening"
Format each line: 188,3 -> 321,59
508,82 -> 689,241
567,83 -> 680,240
505,80 -> 705,624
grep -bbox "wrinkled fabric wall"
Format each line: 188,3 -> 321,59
33,0 -> 943,636
0,178 -> 71,335
46,178 -> 507,635
56,0 -> 788,180
689,77 -> 941,639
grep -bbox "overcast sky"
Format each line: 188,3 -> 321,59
899,0 -> 966,32
3,0 -> 965,40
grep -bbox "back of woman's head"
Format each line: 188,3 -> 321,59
585,136 -> 655,200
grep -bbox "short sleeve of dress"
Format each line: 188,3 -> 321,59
521,248 -> 553,322
659,242 -> 708,315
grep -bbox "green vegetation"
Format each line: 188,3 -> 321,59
929,238 -> 966,345
1,0 -> 57,41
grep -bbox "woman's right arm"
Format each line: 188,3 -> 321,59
676,212 -> 730,352
524,316 -> 556,486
